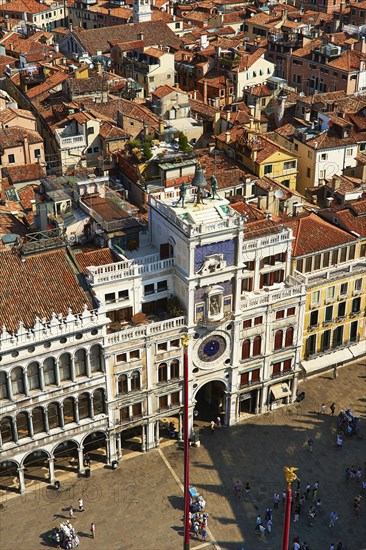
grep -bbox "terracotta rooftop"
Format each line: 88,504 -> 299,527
26,71 -> 69,99
1,163 -> 46,184
0,248 -> 91,332
0,126 -> 43,150
74,20 -> 181,55
282,212 -> 356,256
152,85 -> 182,99
73,247 -> 118,276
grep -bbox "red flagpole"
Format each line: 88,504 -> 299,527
282,484 -> 292,550
183,340 -> 190,550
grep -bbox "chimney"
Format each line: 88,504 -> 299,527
159,121 -> 165,133
203,79 -> 207,104
225,131 -> 231,143
23,136 -> 31,164
193,90 -> 197,100
281,8 -> 288,22
138,32 -> 144,41
326,196 -> 335,207
226,110 -> 231,121
332,176 -> 341,190
96,61 -> 102,74
258,195 -> 267,211
267,188 -> 279,216
361,37 -> 366,55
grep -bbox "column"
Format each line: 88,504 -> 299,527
44,408 -> 50,433
105,436 -> 111,465
48,457 -> 56,483
74,399 -> 80,424
28,413 -> 34,438
116,433 -> 122,459
59,404 -> 65,429
13,419 -> 19,443
55,358 -> 61,386
178,413 -> 183,441
18,467 -> 26,494
6,373 -> 13,401
255,388 -> 261,414
39,366 -> 45,391
89,397 -> 95,420
155,421 -> 160,447
70,357 -> 76,383
85,351 -> 91,378
141,425 -> 146,452
23,369 -> 29,397
78,446 -> 85,474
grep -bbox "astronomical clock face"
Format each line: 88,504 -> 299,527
197,335 -> 227,364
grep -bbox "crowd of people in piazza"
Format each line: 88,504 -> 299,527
234,400 -> 364,550
47,498 -> 96,548
188,486 -> 208,541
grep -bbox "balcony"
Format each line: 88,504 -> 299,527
106,316 -> 186,346
55,131 -> 86,149
87,257 -> 175,285
322,319 -> 334,327
241,284 -> 303,311
349,310 -> 361,318
307,323 -> 319,331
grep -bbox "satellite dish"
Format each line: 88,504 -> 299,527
274,189 -> 284,199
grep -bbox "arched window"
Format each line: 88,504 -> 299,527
48,403 -> 60,430
43,357 -> 56,386
78,393 -> 90,419
27,362 -> 40,391
32,407 -> 45,434
16,412 -> 29,438
170,360 -> 179,380
0,416 -> 14,443
93,389 -> 105,415
158,363 -> 167,383
75,349 -> 86,377
118,374 -> 128,395
0,372 -> 8,400
252,335 -> 262,357
90,345 -> 102,373
274,330 -> 283,351
242,339 -> 250,360
11,367 -> 24,396
285,327 -> 294,348
131,371 -> 140,392
59,354 -> 71,381
63,397 -> 75,424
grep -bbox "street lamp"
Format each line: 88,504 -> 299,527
282,466 -> 299,550
182,333 -> 190,550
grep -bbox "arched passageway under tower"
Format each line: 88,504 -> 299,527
194,380 -> 227,424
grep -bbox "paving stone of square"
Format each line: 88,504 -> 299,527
0,360 -> 365,550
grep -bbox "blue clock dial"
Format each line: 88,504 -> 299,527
198,336 -> 226,363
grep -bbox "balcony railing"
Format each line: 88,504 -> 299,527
55,132 -> 86,149
87,257 -> 175,285
106,316 -> 186,345
241,285 -> 303,311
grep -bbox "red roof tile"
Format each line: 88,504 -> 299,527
0,249 -> 91,331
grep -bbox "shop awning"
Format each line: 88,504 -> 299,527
301,348 -> 353,375
270,382 -> 291,400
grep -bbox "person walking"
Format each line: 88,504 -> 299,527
329,511 -> 338,527
305,483 -> 311,500
245,482 -> 251,497
330,402 -> 335,415
321,403 -> 326,414
69,506 -> 76,519
216,416 -> 221,429
307,438 -> 313,453
333,366 -> 338,379
282,490 -> 286,504
90,523 -> 95,539
234,481 -> 242,498
273,493 -> 279,509
201,525 -> 207,541
210,420 -> 215,434
259,523 -> 266,537
308,506 -> 316,526
337,433 -> 343,450
78,498 -> 84,512
267,518 -> 273,533
294,504 -> 300,522
255,514 -> 262,531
